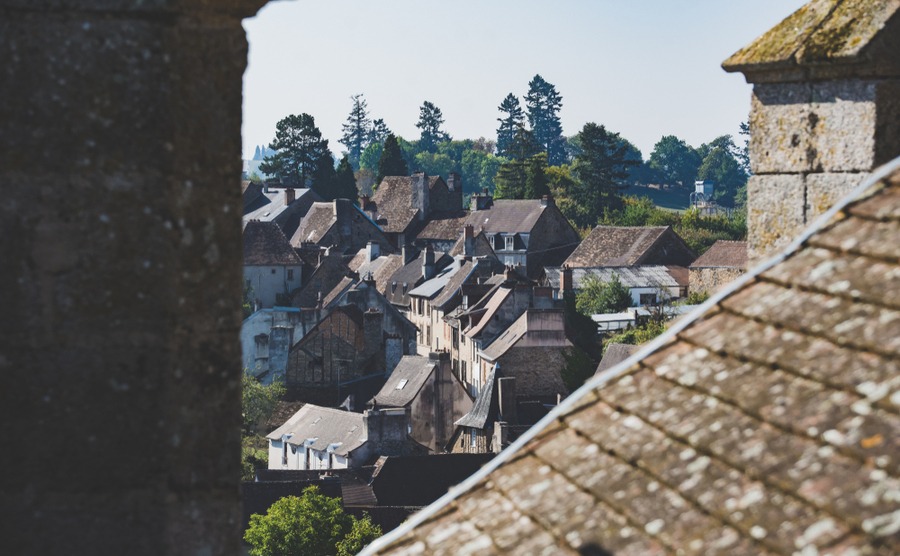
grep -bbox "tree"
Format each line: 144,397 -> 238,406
524,152 -> 550,199
332,155 -> 359,202
525,74 -> 566,165
415,100 -> 450,153
339,94 -> 372,171
376,134 -> 408,184
494,126 -> 539,199
560,346 -> 596,393
244,486 -> 381,556
575,273 -> 633,316
311,152 -> 336,200
648,135 -> 701,188
569,123 -> 637,227
496,93 -> 524,158
696,135 -> 748,207
260,113 -> 331,187
241,374 -> 285,435
369,118 -> 391,145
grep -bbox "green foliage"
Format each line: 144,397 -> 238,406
359,141 -> 383,173
525,74 -> 566,165
332,156 -> 358,202
560,346 -> 597,393
241,434 -> 268,482
243,283 -> 256,320
242,374 -> 285,435
244,487 -> 359,556
339,94 -> 371,171
648,135 -> 701,187
415,100 -> 450,153
562,292 -> 601,358
683,290 -> 710,305
376,134 -> 408,183
311,153 -> 336,200
413,151 -> 454,179
696,135 -> 748,207
524,152 -> 550,199
336,515 -> 383,556
567,123 -> 637,228
496,93 -> 524,158
260,113 -> 331,188
369,118 -> 391,146
575,273 -> 633,316
605,319 -> 667,347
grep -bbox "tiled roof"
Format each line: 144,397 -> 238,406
242,220 -> 302,266
431,260 -> 476,309
267,404 -> 367,457
363,160 -> 900,555
565,225 -> 695,267
480,310 -> 570,362
370,356 -> 435,408
463,286 -> 513,339
416,212 -> 469,241
691,240 -> 748,269
448,230 -> 496,259
465,199 -> 546,234
545,265 -> 686,290
594,343 -> 638,377
369,176 -> 430,234
290,202 -> 337,245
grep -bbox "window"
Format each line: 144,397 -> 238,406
271,268 -> 276,274
470,428 -> 477,448
505,235 -> 514,251
287,268 -> 294,280
640,293 -> 657,306
395,379 -> 409,390
255,334 -> 269,360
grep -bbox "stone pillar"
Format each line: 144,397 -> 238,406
723,0 -> 900,262
0,1 -> 267,554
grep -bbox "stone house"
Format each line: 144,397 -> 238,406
688,239 -> 748,295
267,405 -> 424,470
369,352 -> 473,453
465,193 -> 581,278
243,186 -> 321,239
243,220 -> 303,308
363,2 -> 900,552
563,225 -> 696,268
240,306 -> 319,384
384,246 -> 453,312
545,265 -> 688,307
363,172 -> 464,248
290,198 -> 392,256
406,257 -> 466,354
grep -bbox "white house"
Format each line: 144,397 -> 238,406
243,220 -> 303,308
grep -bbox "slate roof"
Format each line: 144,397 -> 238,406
243,187 -> 320,239
564,225 -> 695,268
691,240 -> 749,269
545,265 -> 686,290
267,404 -> 367,457
385,252 -> 452,307
290,202 -> 337,245
463,286 -> 512,339
408,259 -> 463,299
431,260 -> 477,309
722,0 -> 900,75
363,159 -> 900,555
455,364 -> 497,429
242,220 -> 302,266
370,175 -> 444,234
370,356 -> 436,408
465,199 -> 546,234
417,212 -> 469,241
594,343 -> 638,377
448,230 -> 497,259
480,310 -> 570,362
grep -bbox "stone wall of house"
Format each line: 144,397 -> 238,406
689,268 -> 745,296
498,347 -> 569,399
526,203 -> 581,277
0,1 -> 268,554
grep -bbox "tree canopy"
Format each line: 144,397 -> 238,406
339,94 -> 371,171
331,155 -> 359,202
260,113 -> 331,188
415,100 -> 450,153
575,273 -> 633,316
568,123 -> 637,227
648,135 -> 701,188
241,374 -> 285,436
377,133 -> 408,184
525,74 -> 566,165
496,93 -> 524,158
244,486 -> 382,556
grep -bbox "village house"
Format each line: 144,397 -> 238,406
689,239 -> 748,295
267,405 -> 424,470
242,220 -> 303,308
241,306 -> 310,384
564,224 -> 696,268
384,245 -> 453,313
243,185 -> 321,239
363,172 -> 464,248
290,198 -> 392,256
368,352 -> 473,453
545,264 -> 688,306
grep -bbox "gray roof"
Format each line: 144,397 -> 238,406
564,225 -> 695,268
408,258 -> 463,299
594,343 -> 638,376
362,158 -> 900,554
690,240 -> 748,269
267,404 -> 366,457
242,220 -> 302,266
465,199 -> 546,234
370,356 -> 436,408
545,265 -> 684,290
454,364 -> 496,429
480,310 -> 570,362
431,259 -> 477,309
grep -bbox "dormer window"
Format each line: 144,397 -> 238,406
505,235 -> 514,251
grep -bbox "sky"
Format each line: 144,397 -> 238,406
242,0 -> 808,161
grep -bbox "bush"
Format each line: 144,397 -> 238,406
575,273 -> 633,316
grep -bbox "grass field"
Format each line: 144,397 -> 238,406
623,185 -> 691,211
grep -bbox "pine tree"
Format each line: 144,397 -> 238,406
493,127 -> 538,200
525,74 -> 566,165
415,100 -> 450,153
259,113 -> 330,187
524,152 -> 550,199
369,118 -> 391,145
332,155 -> 359,202
377,134 -> 408,184
311,151 -> 336,200
496,93 -> 524,158
570,123 -> 637,227
339,94 -> 372,171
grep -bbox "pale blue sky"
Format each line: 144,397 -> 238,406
242,0 -> 807,161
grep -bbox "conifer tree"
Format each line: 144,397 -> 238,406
332,155 -> 359,202
339,94 -> 372,171
377,134 -> 409,184
259,113 -> 330,187
496,93 -> 524,158
369,118 -> 391,145
525,74 -> 566,165
524,152 -> 550,199
415,101 -> 450,153
570,123 -> 637,226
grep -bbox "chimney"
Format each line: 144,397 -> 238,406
401,244 -> 415,265
463,225 -> 475,256
360,194 -> 370,210
447,172 -> 463,210
560,265 -> 573,295
362,309 -> 384,363
470,188 -> 493,211
285,188 -> 296,205
332,199 -> 339,216
366,241 -> 380,262
498,376 -> 517,425
411,172 -> 429,220
422,245 -> 436,280
364,407 -> 410,446
540,193 -> 552,207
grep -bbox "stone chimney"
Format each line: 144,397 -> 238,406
366,240 -> 380,262
422,245 -> 436,280
401,244 -> 415,265
446,172 -> 463,210
362,309 -> 384,364
364,407 -> 410,447
540,193 -> 553,207
285,188 -> 295,205
560,265 -> 573,295
332,199 -> 339,216
411,172 -> 430,220
470,188 -> 494,211
723,1 -> 900,263
498,376 -> 517,425
463,225 -> 475,256
360,194 -> 370,210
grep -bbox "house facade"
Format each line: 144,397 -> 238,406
243,220 -> 303,308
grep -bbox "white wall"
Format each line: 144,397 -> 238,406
244,264 -> 301,308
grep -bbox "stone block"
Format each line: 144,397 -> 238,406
806,172 -> 870,221
750,80 -> 878,174
747,174 -> 806,263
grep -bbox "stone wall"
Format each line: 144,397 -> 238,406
0,1 -> 268,554
689,267 -> 745,296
